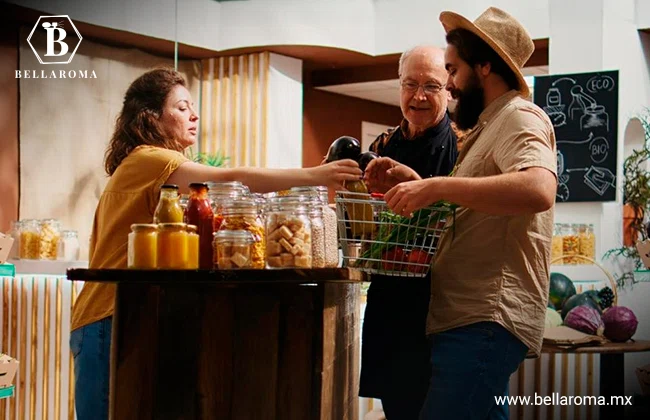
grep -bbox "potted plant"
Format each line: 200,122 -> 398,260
604,110 -> 650,287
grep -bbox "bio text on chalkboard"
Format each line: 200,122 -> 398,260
534,70 -> 619,202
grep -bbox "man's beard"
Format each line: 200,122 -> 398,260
450,73 -> 485,131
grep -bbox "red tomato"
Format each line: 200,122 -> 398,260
407,250 -> 432,274
381,247 -> 406,271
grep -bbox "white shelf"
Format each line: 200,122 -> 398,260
10,259 -> 88,276
550,264 -> 608,283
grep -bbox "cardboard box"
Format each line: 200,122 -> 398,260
0,233 -> 14,265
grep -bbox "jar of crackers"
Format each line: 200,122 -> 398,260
219,198 -> 265,269
265,197 -> 312,269
213,229 -> 255,269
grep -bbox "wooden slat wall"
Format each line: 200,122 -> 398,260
200,52 -> 269,168
0,276 -> 81,420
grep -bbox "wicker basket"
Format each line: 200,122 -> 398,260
550,254 -> 618,306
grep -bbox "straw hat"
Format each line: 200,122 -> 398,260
440,7 -> 533,97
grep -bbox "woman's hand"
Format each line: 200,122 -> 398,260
364,157 -> 421,193
309,159 -> 362,189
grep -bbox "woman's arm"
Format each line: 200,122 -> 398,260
166,159 -> 362,193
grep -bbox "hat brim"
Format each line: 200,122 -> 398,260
440,11 -> 530,98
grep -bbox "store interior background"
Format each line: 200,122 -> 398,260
1,0 -> 650,408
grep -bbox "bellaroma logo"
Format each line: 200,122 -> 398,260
17,15 -> 96,79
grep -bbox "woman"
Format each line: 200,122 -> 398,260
69,68 -> 361,420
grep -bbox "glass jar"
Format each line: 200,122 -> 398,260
208,182 -> 247,232
265,197 -> 312,268
8,220 -> 22,260
551,223 -> 563,263
184,183 -> 214,269
154,184 -> 184,224
579,223 -> 596,261
561,223 -> 579,264
57,230 -> 80,262
309,203 -> 325,268
20,219 -> 40,259
128,224 -> 158,269
213,229 -> 255,269
157,223 -> 188,269
39,219 -> 61,260
317,186 -> 339,268
219,198 -> 266,269
186,224 -> 200,269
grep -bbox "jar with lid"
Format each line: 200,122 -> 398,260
154,184 -> 184,224
57,230 -> 80,262
20,220 -> 41,259
317,186 -> 339,267
184,183 -> 214,269
128,224 -> 158,269
288,188 -> 324,268
265,197 -> 312,268
561,223 -> 579,264
157,223 -> 188,269
219,198 -> 266,269
551,223 -> 563,263
207,182 -> 247,232
7,220 -> 22,260
39,219 -> 61,260
186,224 -> 200,269
578,223 -> 596,261
213,229 -> 255,269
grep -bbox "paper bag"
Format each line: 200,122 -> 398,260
543,326 -> 605,348
0,233 -> 14,265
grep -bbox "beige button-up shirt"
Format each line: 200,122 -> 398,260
427,90 -> 557,356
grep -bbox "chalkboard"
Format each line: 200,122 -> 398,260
533,70 -> 618,202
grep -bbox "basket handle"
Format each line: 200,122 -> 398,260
550,254 -> 618,307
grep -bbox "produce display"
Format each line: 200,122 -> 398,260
548,272 -> 577,311
564,306 -> 604,336
325,136 -> 361,162
602,306 -> 638,342
545,307 -> 563,328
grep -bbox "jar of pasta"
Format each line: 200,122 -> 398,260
157,223 -> 188,269
579,223 -> 596,261
562,223 -> 580,264
128,224 -> 158,269
39,219 -> 61,260
265,197 -> 312,268
20,219 -> 40,259
213,230 -> 255,269
219,199 -> 266,269
551,223 -> 563,263
186,224 -> 200,269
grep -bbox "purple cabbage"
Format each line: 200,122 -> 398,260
602,306 -> 638,342
564,306 -> 604,336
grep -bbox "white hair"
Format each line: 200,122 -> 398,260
398,45 -> 446,79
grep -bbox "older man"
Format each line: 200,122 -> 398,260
382,8 -> 557,419
360,45 -> 457,419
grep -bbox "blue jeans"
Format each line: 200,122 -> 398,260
70,317 -> 112,420
419,322 -> 528,420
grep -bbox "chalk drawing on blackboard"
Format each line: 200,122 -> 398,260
543,87 -> 566,127
586,74 -> 615,93
584,166 -> 616,196
556,150 -> 570,202
568,85 -> 610,131
557,132 -> 594,146
556,133 -> 609,163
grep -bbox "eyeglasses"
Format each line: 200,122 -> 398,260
400,80 -> 446,94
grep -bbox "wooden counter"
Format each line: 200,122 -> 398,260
67,268 -> 363,420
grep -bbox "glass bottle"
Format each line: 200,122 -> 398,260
57,230 -> 80,262
579,223 -> 596,261
154,184 -> 184,224
266,197 -> 312,269
128,224 -> 158,269
184,183 -> 214,269
20,219 -> 40,259
157,222 -> 188,269
551,223 -> 563,264
562,223 -> 579,265
39,219 -> 61,260
186,224 -> 200,269
219,198 -> 266,269
213,229 -> 255,269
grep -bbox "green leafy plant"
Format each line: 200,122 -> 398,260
186,149 -> 229,167
603,109 -> 650,287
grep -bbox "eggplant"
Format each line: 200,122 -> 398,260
325,136 -> 361,162
358,151 -> 379,172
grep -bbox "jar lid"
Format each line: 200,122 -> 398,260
221,197 -> 258,214
161,184 -> 179,190
186,224 -> 198,233
61,230 -> 78,237
131,223 -> 158,231
189,182 -> 209,190
157,222 -> 187,230
213,229 -> 255,242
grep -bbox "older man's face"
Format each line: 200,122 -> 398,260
399,51 -> 448,131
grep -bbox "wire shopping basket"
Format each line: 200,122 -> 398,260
335,191 -> 456,278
